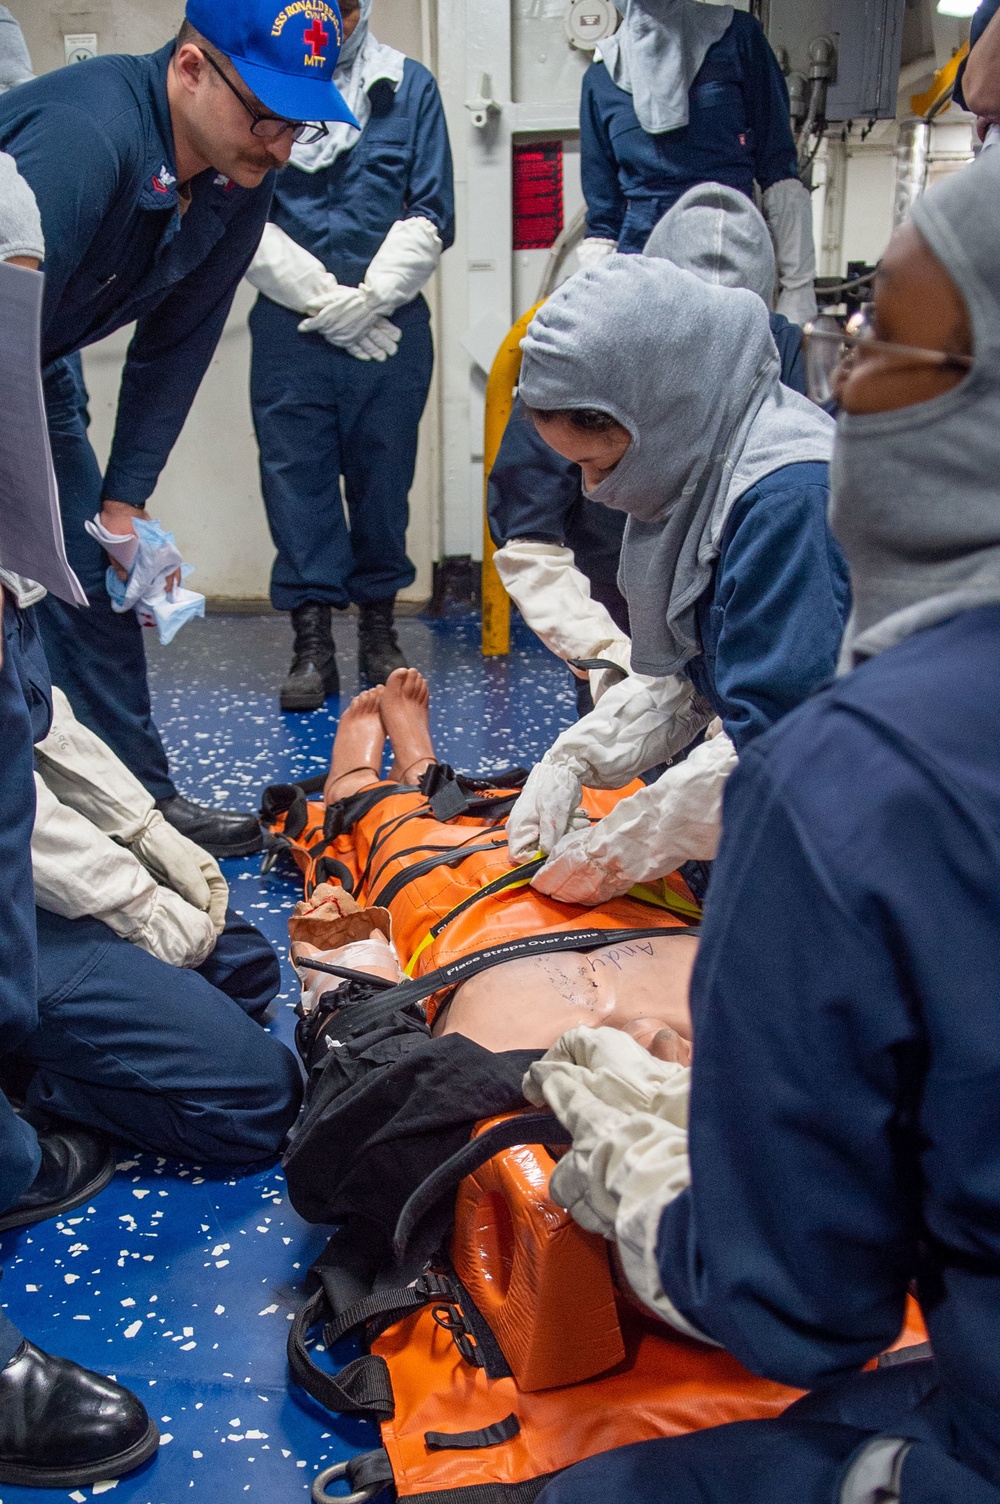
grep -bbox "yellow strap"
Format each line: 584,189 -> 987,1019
403,865 -> 538,977
404,866 -> 700,976
627,879 -> 703,922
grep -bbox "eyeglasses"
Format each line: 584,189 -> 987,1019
203,53 -> 328,145
802,308 -> 973,405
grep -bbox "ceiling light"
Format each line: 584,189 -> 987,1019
936,0 -> 980,16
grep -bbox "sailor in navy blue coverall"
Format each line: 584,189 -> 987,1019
0,44 -> 274,836
248,5 -> 453,701
537,606 -> 1000,1504
582,11 -> 801,256
251,66 -> 453,611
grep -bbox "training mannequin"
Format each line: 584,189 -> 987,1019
290,669 -> 697,1063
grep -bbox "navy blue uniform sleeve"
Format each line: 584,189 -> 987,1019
653,715 -> 922,1387
402,70 -> 454,248
735,14 -> 799,192
102,186 -> 272,506
955,0 -> 1000,110
487,397 -> 584,546
580,65 -> 627,242
0,103 -> 122,333
768,313 -> 807,395
710,466 -> 850,747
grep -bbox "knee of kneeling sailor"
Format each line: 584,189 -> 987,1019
175,1044 -> 303,1165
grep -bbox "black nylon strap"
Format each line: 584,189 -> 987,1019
287,1290 -> 395,1420
877,1342 -> 933,1369
339,926 -> 699,1040
322,1270 -> 457,1346
322,782 -> 420,841
296,957 -> 398,991
366,832 -> 504,900
308,856 -> 357,898
567,657 -> 628,680
425,858 -> 546,943
370,840 -> 507,910
394,1112 -> 572,1261
425,1414 -> 521,1452
346,1450 -> 395,1491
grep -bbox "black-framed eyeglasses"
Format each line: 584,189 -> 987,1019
802,307 -> 973,405
203,52 -> 328,145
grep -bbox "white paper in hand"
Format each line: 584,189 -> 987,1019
0,262 -> 86,606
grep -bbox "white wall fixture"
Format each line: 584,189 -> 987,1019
563,0 -> 618,51
935,0 -> 978,15
466,71 -> 501,128
63,32 -> 98,63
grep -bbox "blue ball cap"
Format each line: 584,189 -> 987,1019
185,0 -> 358,125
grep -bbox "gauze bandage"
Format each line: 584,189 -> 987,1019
85,515 -> 205,645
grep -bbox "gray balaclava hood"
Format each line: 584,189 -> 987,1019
595,0 -> 733,136
519,255 -> 834,676
0,7 -> 33,93
290,0 -> 405,172
831,144 -> 1000,666
644,182 -> 776,308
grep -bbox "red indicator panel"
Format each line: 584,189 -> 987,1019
512,141 -> 564,251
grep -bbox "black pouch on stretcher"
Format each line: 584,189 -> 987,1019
282,933 -> 823,1504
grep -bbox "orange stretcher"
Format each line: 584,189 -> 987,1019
262,768 -> 699,1019
262,769 -> 930,1504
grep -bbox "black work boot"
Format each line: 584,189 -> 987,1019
0,1341 -> 159,1487
156,795 -> 263,859
0,1124 -> 116,1234
357,597 -> 408,685
281,603 -> 339,712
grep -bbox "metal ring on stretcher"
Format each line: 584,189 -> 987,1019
311,1461 -> 382,1504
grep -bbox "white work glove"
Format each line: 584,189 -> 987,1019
35,688 -> 228,933
506,673 -> 713,862
359,215 -> 442,316
344,315 -> 403,362
245,222 -> 340,314
297,284 -> 380,346
523,1026 -> 710,1340
32,775 -> 216,968
305,215 -> 441,346
492,540 -> 632,703
576,236 -> 617,270
248,223 -> 388,354
533,733 -> 737,904
761,177 -> 817,325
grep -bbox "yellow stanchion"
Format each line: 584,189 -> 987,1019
910,41 -> 969,122
481,302 -> 544,657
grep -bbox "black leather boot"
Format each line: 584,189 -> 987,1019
0,1341 -> 159,1487
156,794 -> 262,859
281,603 -> 339,712
357,597 -> 407,685
0,1124 -> 116,1234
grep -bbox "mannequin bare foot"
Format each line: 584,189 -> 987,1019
324,686 -> 386,803
381,668 -> 436,783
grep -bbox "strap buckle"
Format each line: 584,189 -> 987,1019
431,1300 -> 482,1367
